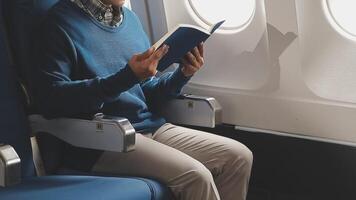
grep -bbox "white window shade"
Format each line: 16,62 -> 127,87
188,0 -> 256,30
326,0 -> 356,37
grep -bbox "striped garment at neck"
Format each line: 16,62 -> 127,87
71,0 -> 123,27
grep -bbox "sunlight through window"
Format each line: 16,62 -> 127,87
327,0 -> 356,37
188,0 -> 255,30
124,0 -> 131,9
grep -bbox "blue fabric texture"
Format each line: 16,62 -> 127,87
0,0 -> 35,177
55,169 -> 174,199
2,0 -> 59,85
138,178 -> 174,200
0,176 -> 167,200
32,0 -> 190,133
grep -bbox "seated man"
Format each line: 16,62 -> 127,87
32,0 -> 253,199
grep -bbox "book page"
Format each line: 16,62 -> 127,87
209,20 -> 226,34
153,24 -> 210,49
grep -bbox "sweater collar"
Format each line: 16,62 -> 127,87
72,0 -> 123,27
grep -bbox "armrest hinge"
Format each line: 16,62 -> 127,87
0,144 -> 21,187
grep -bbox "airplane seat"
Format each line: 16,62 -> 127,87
1,175 -> 169,200
2,0 -> 221,199
0,1 -> 174,199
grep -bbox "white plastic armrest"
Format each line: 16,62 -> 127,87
0,144 -> 21,187
28,114 -> 135,153
159,94 -> 223,128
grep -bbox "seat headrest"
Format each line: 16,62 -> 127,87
2,0 -> 61,98
8,0 -> 60,15
34,0 -> 61,14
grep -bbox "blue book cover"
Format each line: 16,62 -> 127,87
153,20 -> 225,71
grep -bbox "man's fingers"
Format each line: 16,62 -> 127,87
182,58 -> 199,71
148,67 -> 158,76
186,52 -> 200,68
192,47 -> 204,64
181,58 -> 190,66
192,47 -> 200,59
147,60 -> 158,76
149,45 -> 169,61
182,59 -> 192,68
137,47 -> 155,61
198,42 -> 204,57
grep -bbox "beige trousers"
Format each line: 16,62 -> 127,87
92,123 -> 253,200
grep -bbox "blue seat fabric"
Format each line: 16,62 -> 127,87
56,169 -> 174,200
0,0 -> 35,178
0,176 -> 158,200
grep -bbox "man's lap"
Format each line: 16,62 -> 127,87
91,123 -> 251,183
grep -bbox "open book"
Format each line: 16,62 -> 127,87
153,20 -> 225,71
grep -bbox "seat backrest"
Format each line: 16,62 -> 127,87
2,0 -> 60,88
0,0 -> 35,177
2,0 -> 70,174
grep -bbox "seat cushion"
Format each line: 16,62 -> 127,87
137,178 -> 174,200
0,175 -> 169,200
56,169 -> 174,200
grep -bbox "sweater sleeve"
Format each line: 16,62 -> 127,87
140,67 -> 191,111
32,22 -> 139,118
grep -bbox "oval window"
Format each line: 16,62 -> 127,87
188,0 -> 256,30
326,0 -> 356,37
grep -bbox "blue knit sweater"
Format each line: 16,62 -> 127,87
33,0 -> 190,134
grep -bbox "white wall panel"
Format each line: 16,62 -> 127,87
184,0 -> 356,145
130,0 -> 153,42
298,0 -> 356,103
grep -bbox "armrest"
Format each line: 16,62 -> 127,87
159,94 -> 222,128
0,144 -> 21,187
29,114 -> 135,153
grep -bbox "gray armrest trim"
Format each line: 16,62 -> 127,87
0,145 -> 21,187
160,94 -> 222,128
94,114 -> 135,152
29,114 -> 135,153
182,94 -> 223,122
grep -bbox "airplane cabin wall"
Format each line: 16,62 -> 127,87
162,0 -> 271,91
131,0 -> 356,145
298,0 -> 356,104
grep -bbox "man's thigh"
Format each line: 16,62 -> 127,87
152,123 -> 252,174
92,133 -> 205,182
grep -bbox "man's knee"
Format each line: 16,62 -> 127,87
240,145 -> 253,167
191,163 -> 214,184
227,141 -> 253,172
242,147 -> 253,172
168,161 -> 219,200
172,161 -> 214,187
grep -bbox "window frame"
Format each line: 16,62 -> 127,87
325,0 -> 356,38
186,0 -> 256,31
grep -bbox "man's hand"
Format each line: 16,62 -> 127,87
129,45 -> 169,81
181,42 -> 204,77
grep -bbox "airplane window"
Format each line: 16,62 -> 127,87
188,0 -> 255,30
326,0 -> 356,37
